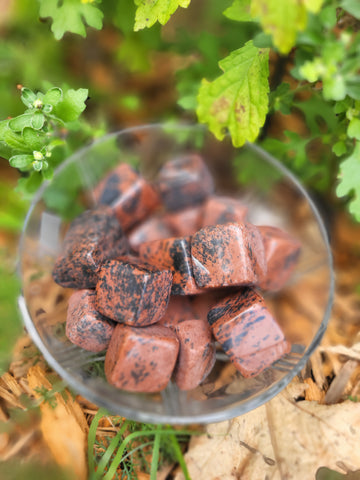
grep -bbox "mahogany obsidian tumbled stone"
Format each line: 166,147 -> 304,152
128,214 -> 173,251
158,297 -> 217,390
201,195 -> 248,227
191,222 -> 267,288
155,154 -> 214,211
95,258 -> 172,326
52,206 -> 129,289
93,163 -> 160,231
138,236 -> 204,295
66,289 -> 115,352
208,288 -> 290,377
104,323 -> 179,392
258,225 -> 301,291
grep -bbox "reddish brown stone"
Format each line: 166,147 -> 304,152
159,297 -> 216,390
201,195 -> 248,227
138,236 -> 204,295
94,163 -> 160,231
258,226 -> 301,291
52,206 -> 129,289
173,319 -> 216,390
66,289 -> 115,352
158,296 -> 195,328
191,222 -> 267,288
104,323 -> 179,392
164,205 -> 204,237
95,258 -> 172,326
208,288 -> 290,377
155,154 -> 214,211
232,340 -> 291,378
128,215 -> 173,251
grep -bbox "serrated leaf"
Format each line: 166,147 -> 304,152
43,87 -> 63,106
23,127 -> 46,151
39,0 -> 103,40
341,0 -> 360,19
197,41 -> 269,147
9,154 -> 33,169
31,112 -> 45,130
223,0 -> 252,22
134,0 -> 191,31
8,114 -> 34,132
52,88 -> 88,122
250,0 -> 308,54
337,142 -> 360,220
3,129 -> 29,153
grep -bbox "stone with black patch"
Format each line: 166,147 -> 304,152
95,258 -> 172,326
258,225 -> 301,291
52,206 -> 129,289
154,154 -> 214,211
138,236 -> 204,295
191,222 -> 267,288
104,323 -> 179,392
208,288 -> 290,377
93,163 -> 160,231
66,289 -> 115,352
201,195 -> 248,227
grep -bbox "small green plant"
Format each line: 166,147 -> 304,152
0,85 -> 89,195
88,408 -> 197,479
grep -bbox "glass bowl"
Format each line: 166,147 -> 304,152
18,123 -> 334,424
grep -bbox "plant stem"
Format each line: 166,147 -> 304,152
167,429 -> 192,480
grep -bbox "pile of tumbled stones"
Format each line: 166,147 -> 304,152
52,154 -> 301,393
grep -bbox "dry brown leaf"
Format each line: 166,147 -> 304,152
175,385 -> 360,480
27,365 -> 88,480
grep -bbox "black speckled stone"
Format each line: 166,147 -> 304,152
95,258 -> 173,326
155,154 -> 214,211
208,288 -> 290,377
104,323 -> 179,392
52,206 -> 129,289
66,289 -> 115,352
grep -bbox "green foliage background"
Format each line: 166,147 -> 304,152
1,1 -> 360,478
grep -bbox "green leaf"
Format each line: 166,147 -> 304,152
20,87 -> 36,108
39,0 -> 103,40
223,0 -> 253,22
9,154 -> 34,169
134,0 -> 191,31
8,113 -> 34,132
52,88 -> 88,122
3,129 -> 29,153
23,127 -> 46,151
348,117 -> 360,140
197,41 -> 269,147
341,0 -> 360,19
337,142 -> 360,220
31,111 -> 45,130
250,0 -> 308,54
346,81 -> 360,100
303,0 -> 324,14
333,141 -> 347,157
43,87 -> 63,106
323,74 -> 346,101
